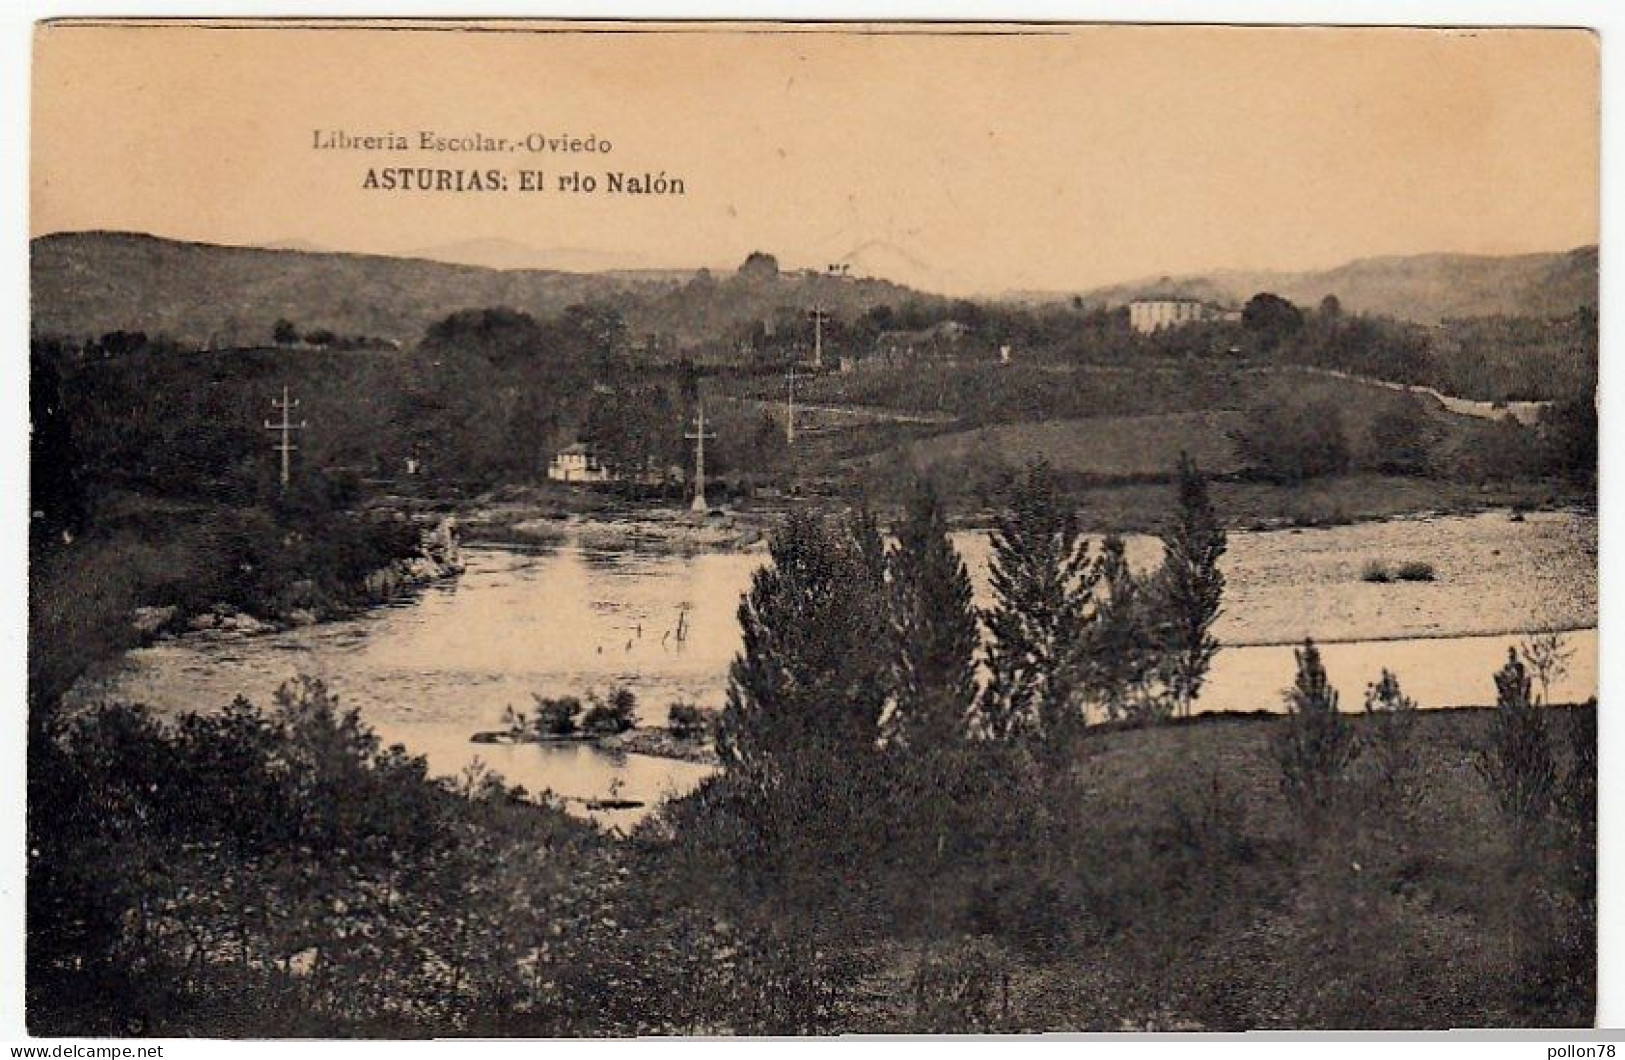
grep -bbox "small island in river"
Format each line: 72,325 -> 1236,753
470,689 -> 720,767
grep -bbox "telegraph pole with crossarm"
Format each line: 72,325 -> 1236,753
264,385 -> 307,491
685,403 -> 716,513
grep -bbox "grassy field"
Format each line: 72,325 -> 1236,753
718,357 -> 1553,503
867,410 -> 1248,481
721,361 -> 1251,426
709,360 -> 1575,521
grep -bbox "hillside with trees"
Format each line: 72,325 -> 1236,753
1058,245 -> 1596,325
30,233 -> 931,352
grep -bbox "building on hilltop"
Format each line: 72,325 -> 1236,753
1128,298 -> 1237,334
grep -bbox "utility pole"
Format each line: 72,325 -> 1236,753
263,385 -> 307,491
810,307 -> 826,370
685,402 -> 716,513
785,362 -> 797,445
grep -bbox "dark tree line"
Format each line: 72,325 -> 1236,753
719,455 -> 1229,826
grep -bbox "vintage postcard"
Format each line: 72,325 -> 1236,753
26,19 -> 1598,1035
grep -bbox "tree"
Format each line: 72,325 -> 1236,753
738,251 -> 780,282
272,318 -> 299,346
422,307 -> 545,368
844,502 -> 894,711
1077,534 -> 1158,722
530,695 -> 583,737
1274,639 -> 1358,815
887,480 -> 979,750
1476,649 -> 1556,827
1520,630 -> 1574,709
556,303 -> 628,375
1241,292 -> 1304,352
1539,395 -> 1597,485
1363,668 -> 1419,802
977,461 -> 1097,746
718,509 -> 892,774
582,696 -> 637,735
583,384 -> 680,489
29,340 -> 87,548
1149,453 -> 1227,717
1317,293 -> 1343,324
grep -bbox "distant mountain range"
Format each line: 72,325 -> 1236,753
31,231 -> 1597,351
1019,246 -> 1597,324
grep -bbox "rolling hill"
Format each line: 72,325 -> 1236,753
30,231 -> 932,350
1026,246 -> 1598,324
33,232 -> 1596,351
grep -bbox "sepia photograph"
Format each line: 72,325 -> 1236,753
23,17 -> 1600,1037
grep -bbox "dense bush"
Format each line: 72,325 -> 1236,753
1230,399 -> 1351,483
1394,560 -> 1436,582
1540,395 -> 1598,485
1476,650 -> 1557,828
531,695 -> 584,737
582,688 -> 638,735
1362,559 -> 1436,584
1364,396 -> 1437,475
666,702 -> 712,740
1360,560 -> 1393,584
1362,669 -> 1419,804
1430,416 -> 1547,485
27,679 -> 602,1035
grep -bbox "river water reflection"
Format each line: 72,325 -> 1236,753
76,509 -> 1596,824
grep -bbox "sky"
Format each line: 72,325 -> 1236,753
31,20 -> 1599,295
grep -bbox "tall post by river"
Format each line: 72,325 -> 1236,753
686,403 -> 715,513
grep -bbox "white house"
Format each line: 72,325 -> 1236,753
546,443 -> 614,484
1128,298 -> 1232,334
547,443 -> 685,486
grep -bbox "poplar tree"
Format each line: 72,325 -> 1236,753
1152,452 -> 1227,717
888,481 -> 979,750
1080,534 -> 1159,722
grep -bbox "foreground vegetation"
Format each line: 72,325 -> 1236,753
27,461 -> 1594,1034
28,687 -> 1594,1034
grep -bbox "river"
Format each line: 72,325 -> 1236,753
71,508 -> 1596,828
